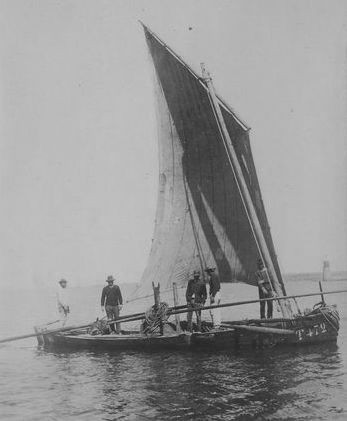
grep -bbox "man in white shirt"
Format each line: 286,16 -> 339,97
56,278 -> 70,326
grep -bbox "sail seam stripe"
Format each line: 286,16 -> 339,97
168,202 -> 189,285
182,172 -> 207,274
165,105 -> 182,286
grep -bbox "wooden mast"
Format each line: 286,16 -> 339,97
201,63 -> 292,318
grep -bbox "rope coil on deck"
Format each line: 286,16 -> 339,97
317,306 -> 340,332
142,302 -> 169,335
88,318 -> 109,335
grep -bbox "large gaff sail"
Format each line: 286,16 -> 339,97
137,25 -> 286,296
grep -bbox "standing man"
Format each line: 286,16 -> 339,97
255,259 -> 273,319
56,278 -> 70,326
205,267 -> 221,329
185,270 -> 207,332
101,275 -> 123,334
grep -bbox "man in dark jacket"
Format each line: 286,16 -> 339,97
186,270 -> 207,332
255,259 -> 273,319
101,275 -> 123,333
205,267 -> 221,328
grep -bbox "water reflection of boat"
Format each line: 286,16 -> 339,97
36,23 -> 341,351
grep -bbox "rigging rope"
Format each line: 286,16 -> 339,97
126,285 -> 186,304
317,306 -> 339,332
206,82 -> 293,318
182,171 -> 207,277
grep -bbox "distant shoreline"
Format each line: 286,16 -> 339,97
1,273 -> 347,293
284,271 -> 347,282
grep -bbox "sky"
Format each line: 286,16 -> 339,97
0,0 -> 346,289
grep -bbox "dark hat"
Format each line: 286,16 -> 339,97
59,278 -> 67,285
257,259 -> 264,269
106,275 -> 115,283
205,267 -> 216,273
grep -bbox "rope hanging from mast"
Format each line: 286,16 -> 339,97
182,172 -> 208,278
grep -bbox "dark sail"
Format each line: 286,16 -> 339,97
137,25 -> 286,295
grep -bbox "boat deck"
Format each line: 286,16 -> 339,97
37,309 -> 339,351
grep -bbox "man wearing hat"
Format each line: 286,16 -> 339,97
255,259 -> 273,319
101,276 -> 123,334
205,267 -> 221,329
56,278 -> 69,326
185,270 -> 207,332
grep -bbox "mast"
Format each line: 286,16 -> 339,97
201,64 -> 292,318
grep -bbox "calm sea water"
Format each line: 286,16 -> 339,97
0,277 -> 347,420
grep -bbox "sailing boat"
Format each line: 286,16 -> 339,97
34,24 -> 340,351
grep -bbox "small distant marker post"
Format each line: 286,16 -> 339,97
322,260 -> 331,282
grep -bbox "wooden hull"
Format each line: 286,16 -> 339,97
192,307 -> 339,349
40,331 -> 191,351
37,305 -> 339,352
